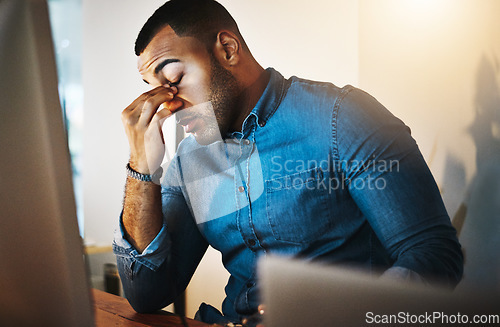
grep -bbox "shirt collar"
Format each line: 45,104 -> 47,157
228,68 -> 287,139
252,67 -> 287,128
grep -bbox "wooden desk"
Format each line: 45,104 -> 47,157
92,289 -> 215,327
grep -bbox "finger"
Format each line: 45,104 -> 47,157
149,107 -> 175,145
123,85 -> 174,113
137,88 -> 177,125
122,86 -> 176,121
121,88 -> 172,127
121,86 -> 180,135
165,85 -> 177,94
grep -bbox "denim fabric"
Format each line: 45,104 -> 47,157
114,68 -> 463,324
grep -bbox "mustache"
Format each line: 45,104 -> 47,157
174,101 -> 213,124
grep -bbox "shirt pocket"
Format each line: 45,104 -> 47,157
265,167 -> 331,243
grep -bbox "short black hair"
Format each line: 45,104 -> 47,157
135,0 -> 245,56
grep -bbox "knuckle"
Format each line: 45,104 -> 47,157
121,113 -> 139,127
122,117 -> 135,127
121,109 -> 130,120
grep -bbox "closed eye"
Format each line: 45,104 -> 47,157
167,76 -> 182,87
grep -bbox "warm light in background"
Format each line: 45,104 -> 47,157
405,0 -> 454,14
388,0 -> 455,28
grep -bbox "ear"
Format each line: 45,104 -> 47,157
213,31 -> 240,67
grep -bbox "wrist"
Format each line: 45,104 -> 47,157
126,163 -> 162,184
128,156 -> 150,175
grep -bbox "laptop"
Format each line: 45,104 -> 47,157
259,256 -> 499,327
0,0 -> 94,326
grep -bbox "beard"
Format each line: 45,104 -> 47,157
192,55 -> 241,145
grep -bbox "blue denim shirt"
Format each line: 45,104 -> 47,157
114,68 -> 463,324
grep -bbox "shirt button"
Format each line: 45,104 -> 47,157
238,186 -> 245,193
243,139 -> 251,145
248,239 -> 256,246
259,121 -> 266,127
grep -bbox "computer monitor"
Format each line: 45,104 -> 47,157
0,0 -> 94,325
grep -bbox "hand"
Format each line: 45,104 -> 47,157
121,86 -> 183,176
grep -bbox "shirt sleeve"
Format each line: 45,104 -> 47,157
335,87 -> 463,287
113,214 -> 170,271
113,156 -> 209,313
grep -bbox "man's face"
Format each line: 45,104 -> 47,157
138,25 -> 240,145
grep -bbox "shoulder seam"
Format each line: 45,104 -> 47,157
331,85 -> 354,161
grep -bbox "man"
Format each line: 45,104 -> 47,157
113,0 -> 463,325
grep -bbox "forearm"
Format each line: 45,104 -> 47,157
122,175 -> 163,252
120,85 -> 182,251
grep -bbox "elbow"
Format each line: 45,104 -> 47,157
444,241 -> 465,288
124,289 -> 175,314
390,227 -> 465,288
118,265 -> 176,313
418,239 -> 464,289
116,258 -> 177,313
127,297 -> 173,314
428,229 -> 465,288
428,240 -> 465,289
128,299 -> 158,314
